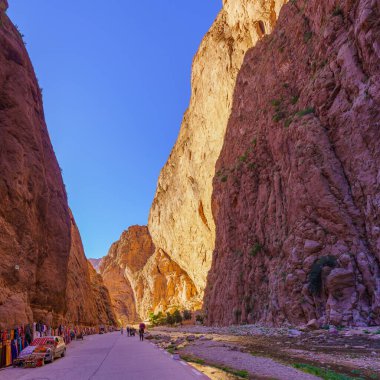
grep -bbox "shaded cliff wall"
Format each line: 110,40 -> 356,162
205,0 -> 380,327
148,0 -> 287,304
66,212 -> 116,326
0,1 -> 115,327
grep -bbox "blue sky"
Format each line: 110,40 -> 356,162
9,1 -> 221,258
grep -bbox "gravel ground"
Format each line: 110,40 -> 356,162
180,339 -> 319,380
148,325 -> 380,379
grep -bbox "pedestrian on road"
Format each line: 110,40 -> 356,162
121,327 -> 124,335
139,322 -> 146,341
127,326 -> 130,336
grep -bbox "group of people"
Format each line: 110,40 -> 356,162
120,323 -> 146,341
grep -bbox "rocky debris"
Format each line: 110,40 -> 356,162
0,2 -> 115,327
205,0 -> 380,327
151,325 -> 380,377
306,319 -> 320,330
147,0 -> 287,308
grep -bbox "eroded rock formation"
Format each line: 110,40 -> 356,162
0,1 -> 115,328
205,0 -> 380,327
148,0 -> 287,303
100,226 -> 199,321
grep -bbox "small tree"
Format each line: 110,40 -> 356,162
166,312 -> 174,325
183,310 -> 192,321
173,309 -> 183,324
195,314 -> 204,324
149,312 -> 158,326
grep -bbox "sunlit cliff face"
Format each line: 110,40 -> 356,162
147,0 -> 287,306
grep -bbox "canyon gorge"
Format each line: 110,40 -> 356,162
1,0 -> 380,331
96,0 -> 380,328
0,0 -> 115,328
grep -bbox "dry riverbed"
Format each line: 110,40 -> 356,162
146,325 -> 380,380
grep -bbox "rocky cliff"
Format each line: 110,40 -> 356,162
88,258 -> 103,273
0,0 -> 115,328
100,0 -> 288,319
99,226 -> 199,321
66,212 -> 116,326
148,0 -> 287,304
205,0 -> 380,327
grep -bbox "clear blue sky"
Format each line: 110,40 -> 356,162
9,1 -> 221,259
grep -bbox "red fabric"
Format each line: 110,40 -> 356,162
30,337 -> 55,346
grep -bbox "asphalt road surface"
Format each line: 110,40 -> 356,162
0,331 -> 209,380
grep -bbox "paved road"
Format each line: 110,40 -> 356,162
0,332 -> 208,380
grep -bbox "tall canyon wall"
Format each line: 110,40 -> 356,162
204,0 -> 380,327
148,0 -> 287,300
101,0 -> 288,321
0,0 -> 115,328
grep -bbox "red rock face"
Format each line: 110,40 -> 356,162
66,212 -> 116,326
0,1 -> 71,326
205,0 -> 380,327
100,226 -> 155,323
0,2 -> 115,327
88,258 -> 103,273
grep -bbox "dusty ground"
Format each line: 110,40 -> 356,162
147,325 -> 380,379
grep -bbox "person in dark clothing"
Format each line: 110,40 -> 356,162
127,326 -> 130,336
139,323 -> 145,341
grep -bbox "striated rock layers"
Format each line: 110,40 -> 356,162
100,226 -> 199,321
0,1 -> 115,328
205,0 -> 380,327
148,0 -> 287,305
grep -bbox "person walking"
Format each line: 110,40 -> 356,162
127,326 -> 130,336
139,322 -> 146,341
121,326 -> 124,335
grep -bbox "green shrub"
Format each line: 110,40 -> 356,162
221,175 -> 228,182
284,118 -> 293,128
250,243 -> 263,257
173,309 -> 183,324
332,6 -> 343,17
239,153 -> 248,162
195,314 -> 204,324
273,111 -> 286,122
296,107 -> 315,117
291,95 -> 299,105
183,310 -> 192,320
271,99 -> 282,107
308,256 -> 337,295
293,363 -> 356,380
166,312 -> 175,325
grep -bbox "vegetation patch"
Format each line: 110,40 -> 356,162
332,6 -> 344,17
293,363 -> 358,380
296,107 -> 315,117
180,355 -> 205,365
149,309 -> 191,326
308,256 -> 337,294
291,95 -> 299,105
250,243 -> 263,257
